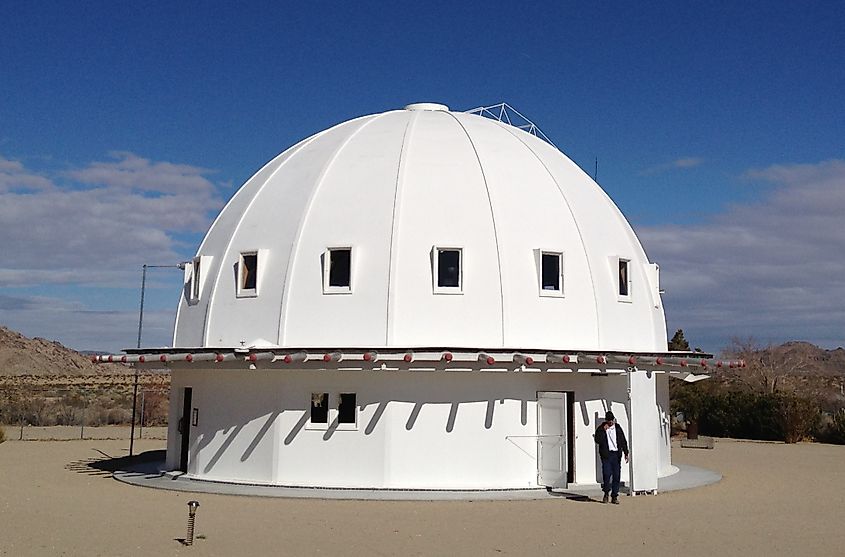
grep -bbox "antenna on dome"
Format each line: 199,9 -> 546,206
464,102 -> 556,147
594,157 -> 598,181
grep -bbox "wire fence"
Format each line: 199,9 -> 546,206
0,373 -> 170,441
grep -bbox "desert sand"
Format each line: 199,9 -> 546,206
2,435 -> 844,556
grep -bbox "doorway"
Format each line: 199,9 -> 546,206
179,387 -> 192,473
537,391 -> 569,488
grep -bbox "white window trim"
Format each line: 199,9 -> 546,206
187,255 -> 212,304
615,256 -> 632,303
432,246 -> 463,294
322,247 -> 353,294
537,250 -> 565,298
236,249 -> 266,298
306,392 -> 359,431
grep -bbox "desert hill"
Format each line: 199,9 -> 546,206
0,326 -> 126,376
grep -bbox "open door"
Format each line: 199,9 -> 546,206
179,387 -> 192,473
537,391 -> 568,488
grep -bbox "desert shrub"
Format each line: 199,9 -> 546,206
816,410 -> 845,445
774,393 -> 820,443
0,425 -> 6,444
673,387 -> 821,443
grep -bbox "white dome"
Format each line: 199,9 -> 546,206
174,105 -> 666,351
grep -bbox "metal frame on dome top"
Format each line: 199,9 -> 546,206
465,103 -> 556,147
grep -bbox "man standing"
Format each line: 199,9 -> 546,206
594,410 -> 629,504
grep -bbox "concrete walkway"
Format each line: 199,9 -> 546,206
113,458 -> 721,501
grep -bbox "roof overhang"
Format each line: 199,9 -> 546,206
93,348 -> 741,378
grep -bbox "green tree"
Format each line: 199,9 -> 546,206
668,329 -> 690,351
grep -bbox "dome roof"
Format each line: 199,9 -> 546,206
174,104 -> 666,351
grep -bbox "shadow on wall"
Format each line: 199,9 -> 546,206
194,395 -> 534,475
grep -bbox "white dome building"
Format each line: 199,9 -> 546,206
122,103 -> 721,493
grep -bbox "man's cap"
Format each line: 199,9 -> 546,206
605,411 -> 615,422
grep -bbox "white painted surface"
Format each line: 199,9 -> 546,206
537,391 -> 567,488
173,106 -> 666,351
629,369 -> 659,492
165,367 -> 675,489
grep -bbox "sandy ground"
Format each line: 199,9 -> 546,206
2,437 -> 844,556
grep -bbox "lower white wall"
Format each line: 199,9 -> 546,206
167,368 -> 669,489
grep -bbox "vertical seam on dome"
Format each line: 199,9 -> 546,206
445,112 -> 506,347
384,114 -> 416,345
278,113 -> 390,344
201,128 -> 334,346
490,120 -> 603,347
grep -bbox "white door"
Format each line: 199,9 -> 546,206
537,391 -> 567,488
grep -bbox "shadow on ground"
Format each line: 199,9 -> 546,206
65,449 -> 166,478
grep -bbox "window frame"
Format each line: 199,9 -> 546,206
306,391 -> 359,431
336,392 -> 358,430
538,250 -> 565,298
432,246 -> 463,294
307,392 -> 330,429
617,257 -> 632,302
322,247 -> 353,294
236,251 -> 259,298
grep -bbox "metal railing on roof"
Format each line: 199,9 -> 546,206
465,102 -> 556,147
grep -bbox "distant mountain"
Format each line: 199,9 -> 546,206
0,326 -> 126,376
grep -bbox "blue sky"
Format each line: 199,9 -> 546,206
1,1 -> 843,353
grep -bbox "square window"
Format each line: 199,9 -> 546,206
310,392 -> 329,424
338,393 -> 357,424
618,258 -> 630,298
323,247 -> 352,293
433,247 -> 462,293
539,251 -> 564,296
237,252 -> 258,296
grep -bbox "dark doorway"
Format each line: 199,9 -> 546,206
179,387 -> 193,473
566,391 -> 575,484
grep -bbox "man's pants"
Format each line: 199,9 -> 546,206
601,451 -> 622,496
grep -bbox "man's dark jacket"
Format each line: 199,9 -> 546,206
594,424 -> 629,460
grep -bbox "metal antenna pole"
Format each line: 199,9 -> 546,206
626,366 -> 636,495
130,264 -> 147,456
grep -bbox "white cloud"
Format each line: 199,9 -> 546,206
641,157 -> 704,176
0,293 -> 176,352
0,155 -> 54,193
0,152 -> 224,287
640,159 -> 845,351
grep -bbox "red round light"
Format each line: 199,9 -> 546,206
656,357 -> 664,365
159,354 -> 167,362
185,354 -> 193,362
525,356 -> 534,366
680,360 -> 688,367
215,353 -> 224,362
284,354 -> 292,363
404,353 -> 413,363
562,354 -> 571,363
700,359 -> 707,368
323,354 -> 332,362
363,352 -> 373,362
628,356 -> 637,365
248,353 -> 257,362
443,352 -> 453,362
107,355 -> 113,363
486,356 -> 495,366
138,355 -> 145,363
120,355 -> 127,363
596,356 -> 606,364
716,361 -> 723,368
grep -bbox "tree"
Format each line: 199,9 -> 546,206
723,338 -> 810,395
668,329 -> 690,351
